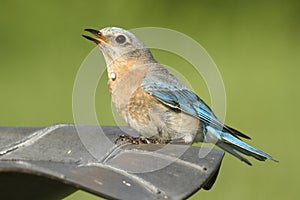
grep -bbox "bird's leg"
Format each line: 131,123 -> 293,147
114,135 -> 169,144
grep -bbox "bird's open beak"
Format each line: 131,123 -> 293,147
82,29 -> 107,44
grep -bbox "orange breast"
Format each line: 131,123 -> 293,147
128,86 -> 160,125
107,58 -> 153,123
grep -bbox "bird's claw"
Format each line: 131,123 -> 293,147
114,135 -> 163,144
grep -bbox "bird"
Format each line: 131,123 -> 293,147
82,27 -> 278,165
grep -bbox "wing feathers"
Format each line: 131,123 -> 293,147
141,65 -> 251,140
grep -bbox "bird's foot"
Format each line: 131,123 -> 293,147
115,135 -> 165,144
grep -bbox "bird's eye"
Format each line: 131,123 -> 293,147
115,35 -> 126,44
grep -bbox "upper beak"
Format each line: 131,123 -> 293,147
82,28 -> 107,44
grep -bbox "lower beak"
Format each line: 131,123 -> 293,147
82,28 -> 107,44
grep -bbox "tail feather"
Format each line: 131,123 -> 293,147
217,132 -> 278,165
217,142 -> 252,165
224,125 -> 251,140
228,142 -> 268,161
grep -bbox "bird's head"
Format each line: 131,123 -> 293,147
83,27 -> 152,65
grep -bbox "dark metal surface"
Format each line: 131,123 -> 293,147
0,124 -> 224,200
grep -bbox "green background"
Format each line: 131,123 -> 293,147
0,0 -> 298,199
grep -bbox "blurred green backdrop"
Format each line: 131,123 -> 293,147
0,0 -> 299,199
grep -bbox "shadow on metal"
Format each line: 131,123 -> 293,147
0,124 -> 224,200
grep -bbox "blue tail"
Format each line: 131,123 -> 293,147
206,126 -> 278,165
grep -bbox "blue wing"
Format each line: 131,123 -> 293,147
141,65 -> 250,139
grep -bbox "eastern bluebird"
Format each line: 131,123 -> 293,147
83,27 -> 278,165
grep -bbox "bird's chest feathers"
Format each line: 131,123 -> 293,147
107,59 -> 155,124
107,59 -> 148,94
